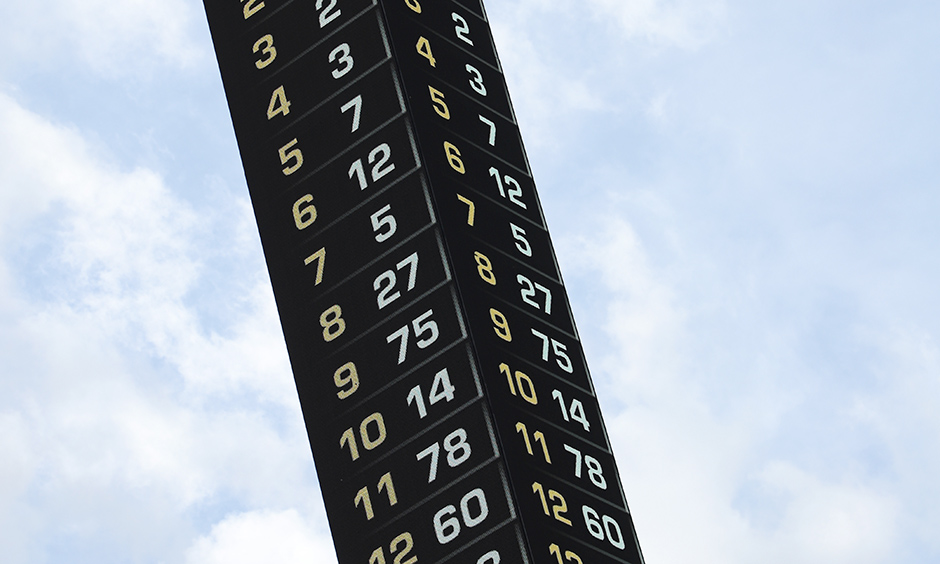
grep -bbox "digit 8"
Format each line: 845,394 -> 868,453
320,305 -> 347,342
474,251 -> 496,285
444,429 -> 472,466
586,457 -> 607,489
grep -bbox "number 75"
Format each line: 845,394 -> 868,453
531,329 -> 573,373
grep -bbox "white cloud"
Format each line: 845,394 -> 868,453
585,0 -> 728,48
490,0 -> 727,50
0,0 -> 203,75
747,461 -> 899,563
185,509 -> 337,564
0,89 -> 317,561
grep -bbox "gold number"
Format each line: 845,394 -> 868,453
361,412 -> 388,450
334,362 -> 359,399
404,0 -> 421,13
340,412 -> 388,461
490,308 -> 511,342
549,490 -> 571,525
320,304 -> 346,342
355,486 -> 375,520
429,86 -> 450,119
416,36 -> 437,67
457,194 -> 475,225
340,427 -> 359,460
378,472 -> 398,506
267,85 -> 291,119
278,138 -> 303,175
516,422 -> 552,463
391,533 -> 417,564
500,363 -> 538,405
292,194 -> 316,230
371,533 -> 417,564
253,34 -> 277,69
517,422 -> 534,454
444,142 -> 465,174
474,252 -> 496,285
532,482 -> 572,526
242,0 -> 264,19
355,472 -> 398,521
549,544 -> 583,564
303,247 -> 326,285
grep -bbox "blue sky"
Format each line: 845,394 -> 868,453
1,0 -> 938,562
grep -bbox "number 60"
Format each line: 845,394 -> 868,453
433,488 -> 489,544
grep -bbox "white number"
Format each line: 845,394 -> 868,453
531,329 -> 573,373
416,428 -> 472,482
488,167 -> 526,209
461,489 -> 489,527
373,252 -> 419,309
341,94 -> 363,133
316,0 -> 341,28
416,443 -> 440,483
517,274 -> 552,313
349,143 -> 396,189
479,115 -> 496,146
477,551 -> 500,564
386,310 -> 439,364
433,489 -> 490,544
413,309 -> 439,348
552,390 -> 591,432
386,325 -> 409,364
370,204 -> 397,242
452,12 -> 473,45
369,143 -> 396,181
434,506 -> 460,545
466,64 -> 486,96
582,506 -> 625,550
510,223 -> 532,257
563,444 -> 607,489
330,43 -> 354,79
407,368 -> 456,419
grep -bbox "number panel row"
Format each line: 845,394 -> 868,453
206,0 -> 379,88
442,226 -> 575,334
382,0 -> 501,70
417,119 -> 546,229
243,62 -> 405,163
476,348 -> 609,448
330,460 -> 517,564
284,280 -> 461,371
298,226 -> 450,337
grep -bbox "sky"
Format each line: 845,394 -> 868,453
1,0 -> 939,562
